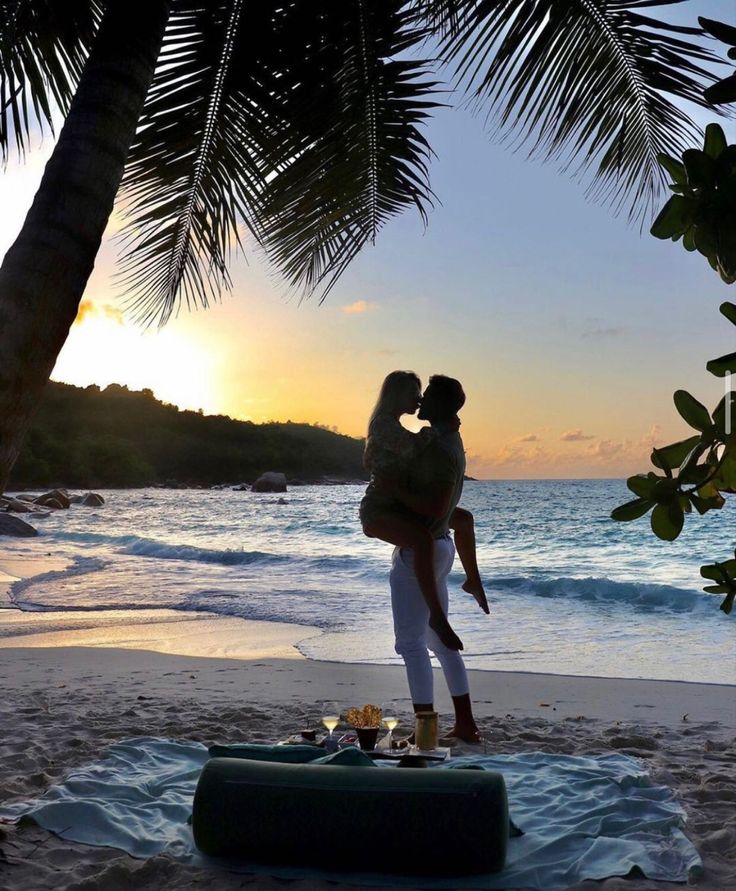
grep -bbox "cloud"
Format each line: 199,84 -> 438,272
517,433 -> 540,443
377,348 -> 398,357
467,424 -> 670,478
585,439 -> 624,460
560,429 -> 595,442
74,299 -> 124,326
342,300 -> 377,315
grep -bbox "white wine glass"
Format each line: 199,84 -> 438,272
321,701 -> 340,742
381,701 -> 399,750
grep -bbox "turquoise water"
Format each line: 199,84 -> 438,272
2,481 -> 734,683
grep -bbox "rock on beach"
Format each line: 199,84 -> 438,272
0,513 -> 38,537
251,472 -> 287,493
34,489 -> 71,509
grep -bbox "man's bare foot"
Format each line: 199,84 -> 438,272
429,615 -> 464,651
462,578 -> 490,614
447,724 -> 482,744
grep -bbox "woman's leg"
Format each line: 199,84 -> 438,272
450,507 -> 489,614
366,514 -> 463,651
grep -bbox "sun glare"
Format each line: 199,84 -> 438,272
52,303 -> 217,414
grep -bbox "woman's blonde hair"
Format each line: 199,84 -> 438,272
368,370 -> 421,430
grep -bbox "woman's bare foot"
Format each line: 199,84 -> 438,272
429,614 -> 464,651
462,578 -> 490,614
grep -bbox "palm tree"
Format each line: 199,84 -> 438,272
0,0 -> 721,492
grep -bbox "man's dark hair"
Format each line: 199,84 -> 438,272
427,375 -> 465,420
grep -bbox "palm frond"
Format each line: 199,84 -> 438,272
421,0 -> 724,221
0,0 -> 101,161
116,0 -> 437,323
252,0 -> 438,300
116,0 -> 264,326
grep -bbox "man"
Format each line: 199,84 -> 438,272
390,374 -> 482,744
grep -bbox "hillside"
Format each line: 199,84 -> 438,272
10,382 -> 367,488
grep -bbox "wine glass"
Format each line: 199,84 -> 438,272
321,701 -> 340,742
381,701 -> 399,750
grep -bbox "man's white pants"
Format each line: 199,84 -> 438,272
390,535 -> 470,705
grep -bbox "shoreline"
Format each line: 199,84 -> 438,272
0,610 -> 733,729
2,603 -> 735,692
1,596 -> 735,690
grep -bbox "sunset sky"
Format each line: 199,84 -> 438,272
3,0 -> 735,479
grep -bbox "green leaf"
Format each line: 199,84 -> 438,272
703,584 -> 729,594
701,564 -> 725,582
653,477 -> 679,503
650,196 -> 690,239
711,443 -> 736,491
697,481 -> 726,510
705,73 -> 736,106
673,390 -> 712,432
683,149 -> 716,188
715,146 -> 736,185
693,223 -> 718,259
657,152 -> 687,185
699,17 -> 736,46
626,473 -> 658,498
650,502 -> 684,541
707,352 -> 736,378
712,392 -> 736,432
682,226 -> 697,251
719,302 -> 736,327
679,463 -> 712,486
650,435 -> 701,471
689,492 -> 724,515
718,226 -> 736,284
720,592 -> 735,615
610,498 -> 654,522
703,123 -> 727,159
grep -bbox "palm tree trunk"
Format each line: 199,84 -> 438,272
0,0 -> 171,493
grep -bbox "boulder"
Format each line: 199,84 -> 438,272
81,492 -> 105,507
0,514 -> 38,537
68,494 -> 84,504
34,489 -> 70,509
232,483 -> 251,491
251,472 -> 287,493
1,497 -> 34,513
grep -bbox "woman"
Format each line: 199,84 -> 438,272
359,371 -> 488,652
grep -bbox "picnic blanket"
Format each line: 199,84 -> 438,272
0,736 -> 702,889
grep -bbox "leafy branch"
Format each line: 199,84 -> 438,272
611,304 -> 736,615
611,19 -> 736,616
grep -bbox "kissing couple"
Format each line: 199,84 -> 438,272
360,371 -> 489,744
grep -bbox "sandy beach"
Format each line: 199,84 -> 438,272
0,596 -> 734,891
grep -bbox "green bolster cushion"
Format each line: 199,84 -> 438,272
208,743 -> 325,764
192,757 -> 509,876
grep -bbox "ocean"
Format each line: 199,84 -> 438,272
2,481 -> 734,684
